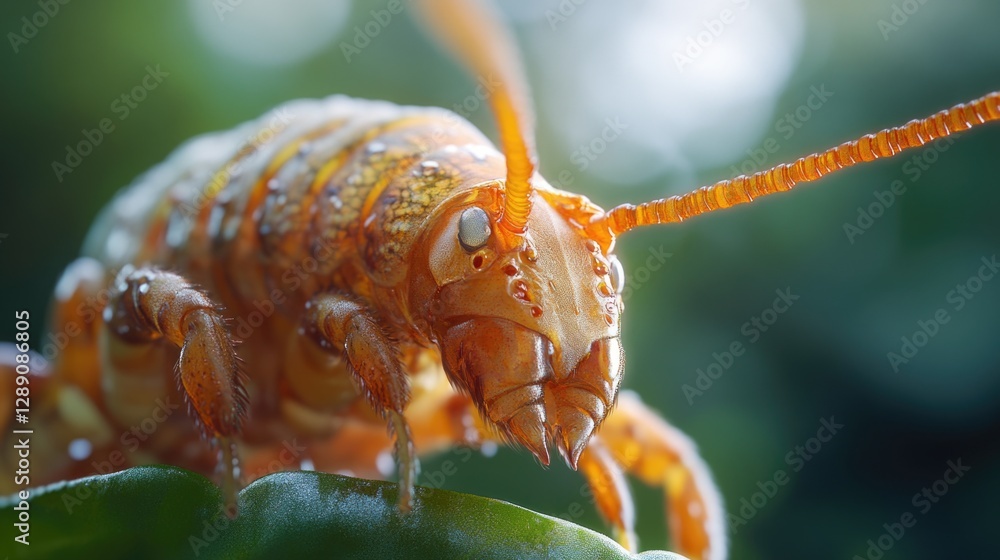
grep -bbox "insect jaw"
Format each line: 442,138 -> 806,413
439,316 -> 622,470
545,336 -> 624,470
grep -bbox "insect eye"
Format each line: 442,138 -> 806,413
458,206 -> 491,252
608,255 -> 624,294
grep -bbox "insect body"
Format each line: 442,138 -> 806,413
2,1 -> 999,559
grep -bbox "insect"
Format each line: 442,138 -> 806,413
1,1 -> 998,559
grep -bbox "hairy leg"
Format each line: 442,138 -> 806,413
103,266 -> 248,511
300,292 -> 419,510
584,391 -> 726,560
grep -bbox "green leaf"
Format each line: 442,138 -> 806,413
0,465 -> 685,560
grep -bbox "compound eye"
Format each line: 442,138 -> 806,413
608,255 -> 624,294
458,207 -> 491,252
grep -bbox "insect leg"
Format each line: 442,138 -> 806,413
588,391 -> 726,560
104,266 -> 248,512
307,373 -> 483,483
577,439 -> 637,552
301,292 -> 417,511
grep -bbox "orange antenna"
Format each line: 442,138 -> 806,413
594,92 -> 1000,236
416,0 -> 536,234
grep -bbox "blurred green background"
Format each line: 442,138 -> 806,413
2,0 -> 999,558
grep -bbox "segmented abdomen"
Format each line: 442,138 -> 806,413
83,95 -> 506,318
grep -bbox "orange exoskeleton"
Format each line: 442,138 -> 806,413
2,1 -> 999,559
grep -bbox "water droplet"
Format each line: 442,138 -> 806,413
466,144 -> 489,161
376,450 -> 395,477
138,283 -> 150,295
267,178 -> 280,191
419,160 -> 440,176
68,438 -> 92,461
481,441 -> 498,457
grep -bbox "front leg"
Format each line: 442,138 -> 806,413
581,391 -> 726,560
302,292 -> 418,511
104,267 -> 248,513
